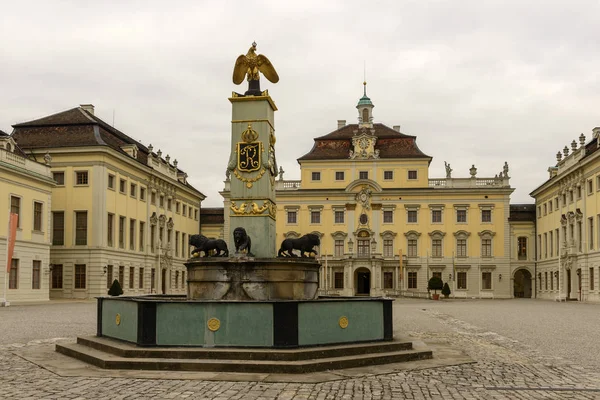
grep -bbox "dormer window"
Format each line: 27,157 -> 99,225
121,144 -> 138,159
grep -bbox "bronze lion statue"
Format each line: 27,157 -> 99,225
278,234 -> 320,258
233,227 -> 254,256
189,234 -> 228,257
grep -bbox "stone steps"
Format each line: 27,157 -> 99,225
56,337 -> 432,374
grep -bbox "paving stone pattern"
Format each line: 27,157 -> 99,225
1,299 -> 600,399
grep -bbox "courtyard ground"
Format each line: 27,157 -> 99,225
0,298 -> 599,399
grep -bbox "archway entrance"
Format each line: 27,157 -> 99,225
355,267 -> 371,296
513,269 -> 532,298
161,269 -> 167,294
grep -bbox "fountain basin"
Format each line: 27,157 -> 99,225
185,257 -> 320,301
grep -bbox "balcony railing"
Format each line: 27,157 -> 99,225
0,148 -> 52,177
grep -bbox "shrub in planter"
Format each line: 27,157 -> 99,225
108,279 -> 123,296
427,276 -> 443,299
442,282 -> 451,298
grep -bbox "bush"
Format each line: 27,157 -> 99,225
442,282 -> 451,298
108,279 -> 123,296
427,276 -> 444,294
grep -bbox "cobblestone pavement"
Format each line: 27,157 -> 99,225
1,299 -> 600,399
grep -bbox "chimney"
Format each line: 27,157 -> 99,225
393,125 -> 401,132
80,104 -> 95,115
337,120 -> 346,129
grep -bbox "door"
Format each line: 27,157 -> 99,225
161,269 -> 167,294
356,270 -> 371,295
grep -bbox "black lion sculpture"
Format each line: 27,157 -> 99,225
189,234 -> 228,257
278,234 -> 320,258
233,227 -> 254,256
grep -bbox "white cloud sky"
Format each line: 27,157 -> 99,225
2,0 -> 599,206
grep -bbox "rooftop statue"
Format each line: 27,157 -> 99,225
232,42 -> 279,96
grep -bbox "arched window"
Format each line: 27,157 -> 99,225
380,231 -> 397,258
453,230 -> 471,258
6,143 -> 12,152
357,230 -> 371,257
362,108 -> 369,123
479,230 -> 496,258
404,230 -> 421,257
428,230 -> 446,258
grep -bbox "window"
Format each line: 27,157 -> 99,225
335,171 -> 344,181
543,204 -> 547,215
53,172 -> 65,186
129,267 -> 134,289
107,213 -> 114,247
384,272 -> 394,289
140,187 -> 146,201
311,171 -> 321,181
482,272 -> 492,290
589,179 -> 593,194
555,197 -> 559,209
518,237 -> 527,260
75,211 -> 87,245
181,233 -> 186,258
168,198 -> 172,211
139,222 -> 145,251
175,271 -> 179,289
150,226 -> 156,252
590,268 -> 595,291
383,170 -> 393,180
9,259 -> 18,289
176,202 -> 180,213
334,210 -> 344,224
551,271 -> 554,290
182,271 -> 185,287
182,204 -> 187,215
159,227 -> 164,246
456,209 -> 467,223
189,207 -> 193,218
151,268 -> 156,291
287,211 -> 297,224
457,271 -> 467,289
569,190 -> 574,202
481,239 -> 492,257
334,240 -> 344,257
310,211 -> 321,224
76,171 -> 88,185
432,210 -> 442,223
108,174 -> 115,189
408,239 -> 417,257
577,186 -> 582,199
119,179 -> 126,193
357,239 -> 370,257
106,265 -> 113,288
549,201 -> 553,213
194,209 -> 198,220
129,219 -> 136,250
151,191 -> 156,204
10,196 -> 20,227
32,260 -> 41,289
407,210 -> 417,223
408,272 -> 417,289
175,231 -> 180,257
408,170 -> 417,180
74,264 -> 86,289
432,239 -> 442,257
383,239 -> 394,257
334,272 -> 344,289
578,221 -> 583,252
51,264 -> 63,289
139,267 -> 144,289
52,211 -> 65,246
456,239 -> 467,257
481,209 -> 492,223
119,216 -> 125,248
167,228 -> 172,246
383,210 -> 393,223
118,266 -> 124,286
544,233 -> 548,258
545,272 -> 548,290
590,217 -> 594,250
359,171 -> 368,180
130,183 -> 137,198
33,202 -> 43,231
159,195 -> 164,208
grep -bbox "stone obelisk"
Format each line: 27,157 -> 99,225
227,42 -> 279,258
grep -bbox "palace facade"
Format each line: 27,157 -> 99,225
10,105 -> 204,299
531,128 -> 600,302
1,131 -> 55,304
217,87 -> 536,299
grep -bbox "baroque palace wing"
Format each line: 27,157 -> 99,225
232,55 -> 248,84
256,54 -> 279,83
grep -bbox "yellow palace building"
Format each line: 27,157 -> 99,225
10,105 -> 204,299
218,86 -> 536,298
1,130 -> 54,304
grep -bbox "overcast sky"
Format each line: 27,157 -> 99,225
2,1 -> 599,207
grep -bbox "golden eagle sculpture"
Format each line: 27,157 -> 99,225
233,42 -> 279,96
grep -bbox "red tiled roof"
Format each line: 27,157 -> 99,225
298,123 -> 430,161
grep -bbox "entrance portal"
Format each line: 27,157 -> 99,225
513,269 -> 532,298
355,268 -> 371,296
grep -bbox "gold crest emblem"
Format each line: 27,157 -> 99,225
207,318 -> 221,332
339,316 -> 349,329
